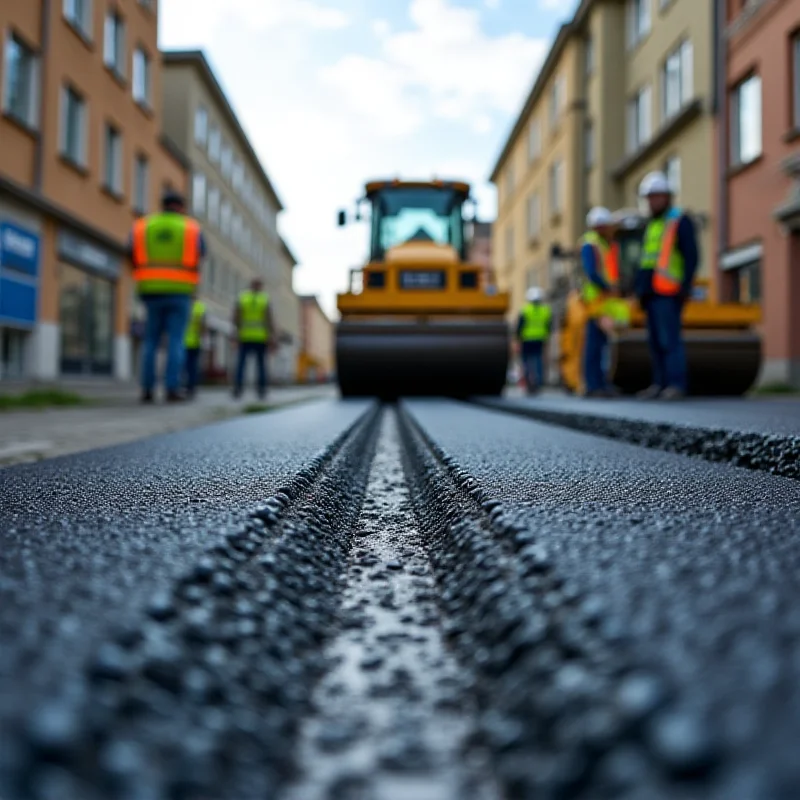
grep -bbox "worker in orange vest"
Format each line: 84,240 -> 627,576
128,190 -> 206,403
580,207 -> 623,397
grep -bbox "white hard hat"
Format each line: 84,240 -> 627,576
586,206 -> 613,228
526,287 -> 542,302
639,171 -> 672,197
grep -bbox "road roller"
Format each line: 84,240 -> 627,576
335,179 -> 510,399
559,209 -> 762,396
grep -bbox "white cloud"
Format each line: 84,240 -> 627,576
159,0 -> 349,47
372,19 -> 391,38
322,0 -> 547,135
485,0 -> 500,8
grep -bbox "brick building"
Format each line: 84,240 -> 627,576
0,0 -> 186,382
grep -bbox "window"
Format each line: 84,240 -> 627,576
585,36 -> 594,78
664,156 -> 681,200
132,48 -> 151,106
585,120 -> 595,169
505,226 -> 514,264
60,85 -> 87,166
221,143 -> 232,179
730,262 -> 761,303
103,124 -> 122,194
792,31 -> 800,129
208,125 -> 221,163
549,159 -> 564,216
232,159 -> 244,192
626,0 -> 651,49
208,185 -> 220,226
526,193 -> 541,240
3,33 -> 39,129
232,214 -> 242,247
64,0 -> 93,38
505,162 -> 515,199
103,11 -> 125,76
627,84 -> 652,153
134,154 -> 148,213
550,74 -> 565,126
528,119 -> 541,162
192,172 -> 207,216
662,39 -> 693,120
194,106 -> 208,145
220,199 -> 232,235
730,74 -> 762,165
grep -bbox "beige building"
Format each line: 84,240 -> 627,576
491,0 -> 715,320
271,238 -> 300,384
0,0 -> 187,382
298,295 -> 334,383
161,50 -> 298,383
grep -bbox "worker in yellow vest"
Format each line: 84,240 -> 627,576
233,278 -> 274,400
635,172 -> 699,400
183,292 -> 207,399
516,287 -> 552,394
129,190 -> 205,403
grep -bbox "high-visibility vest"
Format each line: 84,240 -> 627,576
184,300 -> 206,349
238,290 -> 269,343
640,208 -> 685,296
520,302 -> 552,342
131,212 -> 201,295
580,231 -> 620,304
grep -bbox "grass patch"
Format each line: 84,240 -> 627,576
242,403 -> 274,414
753,382 -> 800,396
0,389 -> 87,411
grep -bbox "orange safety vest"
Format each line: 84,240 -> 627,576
131,214 -> 201,288
653,218 -> 681,296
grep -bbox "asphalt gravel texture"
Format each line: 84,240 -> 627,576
403,399 -> 800,799
1,395 -> 800,799
477,395 -> 800,480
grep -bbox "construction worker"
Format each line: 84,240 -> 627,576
233,278 -> 274,400
183,291 -> 207,399
635,172 -> 699,400
129,190 -> 205,403
516,287 -> 552,394
580,206 -> 626,398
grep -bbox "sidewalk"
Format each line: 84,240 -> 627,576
0,384 -> 337,467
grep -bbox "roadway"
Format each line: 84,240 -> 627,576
0,393 -> 798,799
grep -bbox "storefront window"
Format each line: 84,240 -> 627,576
59,263 -> 114,374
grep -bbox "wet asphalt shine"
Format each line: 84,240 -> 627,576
1,396 -> 800,799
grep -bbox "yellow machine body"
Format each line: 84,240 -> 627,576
336,179 -> 510,398
559,212 -> 762,396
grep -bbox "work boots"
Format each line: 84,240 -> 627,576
637,384 -> 662,400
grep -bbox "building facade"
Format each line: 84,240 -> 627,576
297,295 -> 333,383
1,0 -> 186,382
491,0 -> 716,319
161,50 -> 296,383
467,220 -> 494,287
717,0 -> 800,386
490,26 -> 584,320
271,238 -> 300,384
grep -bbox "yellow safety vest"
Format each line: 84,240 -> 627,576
520,302 -> 552,342
238,290 -> 269,343
184,300 -> 206,349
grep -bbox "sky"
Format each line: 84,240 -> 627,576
159,0 -> 578,319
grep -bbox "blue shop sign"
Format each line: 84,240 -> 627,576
0,221 -> 40,276
0,220 -> 40,328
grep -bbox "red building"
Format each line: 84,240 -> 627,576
715,0 -> 800,387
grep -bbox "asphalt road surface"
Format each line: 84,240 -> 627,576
1,394 -> 799,800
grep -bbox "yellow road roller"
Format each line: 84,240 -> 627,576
559,209 -> 762,396
335,179 -> 510,398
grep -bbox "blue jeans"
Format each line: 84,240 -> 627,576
141,294 -> 191,393
235,342 -> 267,396
521,341 -> 544,389
645,295 -> 687,392
583,319 -> 608,393
184,348 -> 201,394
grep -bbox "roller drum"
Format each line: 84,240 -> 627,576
611,330 -> 762,396
336,320 -> 509,398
